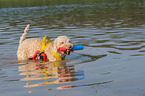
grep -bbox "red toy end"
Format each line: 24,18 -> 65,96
59,47 -> 67,52
32,50 -> 40,62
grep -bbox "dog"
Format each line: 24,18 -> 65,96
17,24 -> 73,61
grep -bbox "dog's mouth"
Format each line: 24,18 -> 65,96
66,47 -> 72,55
58,45 -> 73,55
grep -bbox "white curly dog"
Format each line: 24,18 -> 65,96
17,24 -> 73,61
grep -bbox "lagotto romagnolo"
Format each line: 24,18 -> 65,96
17,24 -> 73,61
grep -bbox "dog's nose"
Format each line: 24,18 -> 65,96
66,45 -> 73,55
68,45 -> 73,50
67,45 -> 71,49
69,45 -> 71,48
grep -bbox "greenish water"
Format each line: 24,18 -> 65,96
0,1 -> 145,96
0,0 -> 141,8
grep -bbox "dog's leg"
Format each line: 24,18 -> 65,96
19,24 -> 30,45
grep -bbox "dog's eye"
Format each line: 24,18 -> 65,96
61,42 -> 64,44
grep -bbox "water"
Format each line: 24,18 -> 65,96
0,1 -> 145,96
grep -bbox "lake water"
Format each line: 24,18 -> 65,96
0,1 -> 145,96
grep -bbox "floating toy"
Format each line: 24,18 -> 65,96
59,45 -> 83,52
32,50 -> 47,62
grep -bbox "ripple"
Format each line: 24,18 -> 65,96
78,54 -> 107,64
108,51 -> 122,54
96,39 -> 110,43
56,80 -> 113,90
100,72 -> 111,75
114,45 -> 144,50
89,43 -> 115,48
139,50 -> 145,52
130,54 -> 144,56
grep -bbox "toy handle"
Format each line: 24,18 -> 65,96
73,45 -> 83,51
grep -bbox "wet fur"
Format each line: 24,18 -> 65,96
17,24 -> 73,61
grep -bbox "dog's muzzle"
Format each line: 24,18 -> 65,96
66,45 -> 73,55
59,45 -> 73,55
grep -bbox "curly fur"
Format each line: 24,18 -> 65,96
17,24 -> 73,61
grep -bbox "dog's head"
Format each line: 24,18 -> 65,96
52,36 -> 73,55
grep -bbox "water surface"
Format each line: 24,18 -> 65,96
0,1 -> 145,96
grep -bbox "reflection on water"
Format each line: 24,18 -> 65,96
18,60 -> 84,90
56,80 -> 113,90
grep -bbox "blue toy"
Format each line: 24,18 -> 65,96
59,45 -> 83,52
73,45 -> 83,51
